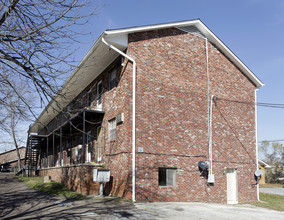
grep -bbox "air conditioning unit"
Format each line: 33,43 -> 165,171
116,113 -> 124,124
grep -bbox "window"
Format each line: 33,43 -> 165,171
87,92 -> 91,108
86,131 -> 92,163
75,145 -> 82,163
108,118 -> 116,141
159,168 -> 177,186
97,126 -> 102,161
109,68 -> 117,90
96,80 -> 102,109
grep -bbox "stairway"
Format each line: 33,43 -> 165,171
24,135 -> 42,176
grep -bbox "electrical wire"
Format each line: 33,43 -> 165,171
215,97 -> 284,109
258,139 -> 284,143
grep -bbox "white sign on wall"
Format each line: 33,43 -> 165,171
93,169 -> 110,182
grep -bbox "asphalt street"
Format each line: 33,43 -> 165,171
260,187 -> 284,196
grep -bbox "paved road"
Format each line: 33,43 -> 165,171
260,187 -> 284,196
0,173 -> 283,219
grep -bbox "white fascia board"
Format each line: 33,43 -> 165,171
104,20 -> 199,35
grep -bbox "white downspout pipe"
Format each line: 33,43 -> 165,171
208,95 -> 214,177
205,38 -> 214,183
255,89 -> 259,201
102,37 -> 137,202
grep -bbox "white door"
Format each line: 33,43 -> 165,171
227,168 -> 238,204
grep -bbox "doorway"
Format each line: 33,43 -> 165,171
227,168 -> 238,204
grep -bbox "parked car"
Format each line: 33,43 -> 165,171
0,167 -> 10,172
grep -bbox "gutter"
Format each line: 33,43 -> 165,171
101,37 -> 137,202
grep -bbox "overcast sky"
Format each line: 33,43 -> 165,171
1,0 -> 283,152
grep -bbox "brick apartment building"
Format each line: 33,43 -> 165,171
26,19 -> 263,204
0,146 -> 26,171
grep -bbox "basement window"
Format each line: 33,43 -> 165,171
159,168 -> 177,186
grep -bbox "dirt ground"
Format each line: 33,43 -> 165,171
1,173 -> 283,220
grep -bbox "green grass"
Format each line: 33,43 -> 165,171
17,176 -> 86,199
251,193 -> 284,211
259,183 -> 284,188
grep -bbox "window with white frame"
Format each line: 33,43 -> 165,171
108,118 -> 116,141
159,168 -> 177,186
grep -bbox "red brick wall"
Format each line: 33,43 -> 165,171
39,55 -> 134,199
38,27 -> 258,203
126,28 -> 257,203
39,165 -> 101,195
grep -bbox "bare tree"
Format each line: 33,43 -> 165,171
0,0 -> 98,163
259,141 -> 284,166
0,0 -> 97,116
0,79 -> 32,170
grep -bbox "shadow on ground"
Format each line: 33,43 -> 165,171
0,174 -> 141,220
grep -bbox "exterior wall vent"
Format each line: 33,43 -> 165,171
177,25 -> 205,39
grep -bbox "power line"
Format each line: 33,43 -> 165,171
215,97 -> 284,109
258,140 -> 284,143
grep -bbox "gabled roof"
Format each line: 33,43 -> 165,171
104,19 -> 263,88
0,146 -> 25,156
30,19 -> 264,133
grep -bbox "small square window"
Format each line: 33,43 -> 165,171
108,118 -> 116,141
159,168 -> 177,186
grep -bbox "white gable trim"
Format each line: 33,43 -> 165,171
30,19 -> 263,133
105,19 -> 263,88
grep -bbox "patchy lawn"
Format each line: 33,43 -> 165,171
17,176 -> 86,199
259,183 -> 284,188
251,193 -> 284,212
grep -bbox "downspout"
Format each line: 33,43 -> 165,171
208,95 -> 214,182
183,33 -> 214,182
102,37 -> 137,202
205,38 -> 214,183
255,89 -> 259,201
